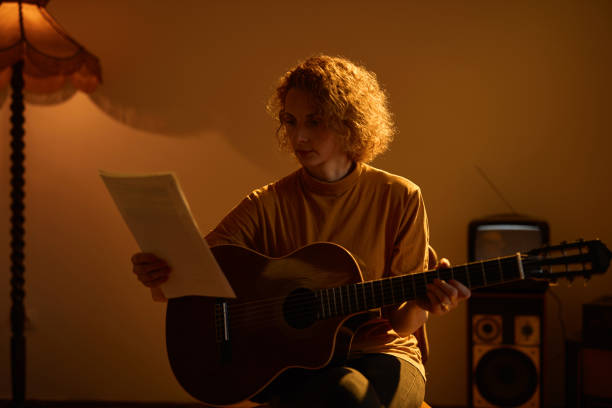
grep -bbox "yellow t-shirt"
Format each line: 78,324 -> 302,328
206,162 -> 429,379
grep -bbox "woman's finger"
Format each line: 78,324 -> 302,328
448,279 -> 471,300
143,275 -> 170,288
435,279 -> 459,302
133,262 -> 168,275
427,281 -> 452,307
438,257 -> 451,268
136,267 -> 171,284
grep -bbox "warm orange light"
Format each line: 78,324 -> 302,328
0,0 -> 101,94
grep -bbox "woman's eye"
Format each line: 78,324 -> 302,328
280,116 -> 295,126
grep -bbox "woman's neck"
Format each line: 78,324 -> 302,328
305,159 -> 355,182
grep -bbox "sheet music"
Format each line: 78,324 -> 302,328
100,170 -> 235,300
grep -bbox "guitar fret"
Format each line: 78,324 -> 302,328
345,286 -> 350,314
348,286 -> 352,313
481,262 -> 488,286
346,286 -> 352,314
332,288 -> 338,316
319,292 -> 325,319
405,277 -> 411,300
385,280 -> 390,305
400,275 -> 406,301
453,266 -> 465,288
407,275 -> 415,299
353,283 -> 359,312
371,281 -> 376,308
326,288 -> 332,317
465,264 -> 471,288
361,283 -> 367,310
320,290 -> 325,318
343,286 -> 350,314
469,263 -> 483,288
417,273 -> 426,298
345,285 -> 350,314
498,257 -> 504,282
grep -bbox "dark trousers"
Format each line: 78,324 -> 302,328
263,353 -> 425,408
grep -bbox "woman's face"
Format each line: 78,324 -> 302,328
280,88 -> 351,181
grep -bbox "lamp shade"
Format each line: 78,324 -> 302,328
0,0 -> 101,94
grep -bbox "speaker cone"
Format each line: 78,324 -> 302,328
475,347 -> 538,406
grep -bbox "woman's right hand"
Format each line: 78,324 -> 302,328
131,253 -> 171,288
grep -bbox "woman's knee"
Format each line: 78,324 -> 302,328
328,367 -> 382,407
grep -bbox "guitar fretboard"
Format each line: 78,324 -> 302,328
315,254 -> 523,320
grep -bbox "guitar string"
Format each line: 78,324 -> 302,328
223,257 -> 520,320
222,256 -> 520,317
228,279 -> 514,330
215,246 -> 585,322
221,258 -> 521,328
220,252 -> 594,331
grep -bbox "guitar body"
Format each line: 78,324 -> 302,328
166,242 -> 368,407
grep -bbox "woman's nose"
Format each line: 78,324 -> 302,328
295,126 -> 309,143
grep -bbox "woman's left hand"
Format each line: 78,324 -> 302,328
420,258 -> 471,315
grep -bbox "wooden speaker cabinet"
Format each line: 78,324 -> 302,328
581,296 -> 612,407
468,292 -> 545,407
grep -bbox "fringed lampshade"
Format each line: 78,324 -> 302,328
0,1 -> 101,406
0,0 -> 101,93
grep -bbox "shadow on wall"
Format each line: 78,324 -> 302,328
17,0 -> 372,176
0,0 -> 330,175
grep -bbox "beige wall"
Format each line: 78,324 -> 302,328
1,1 -> 611,406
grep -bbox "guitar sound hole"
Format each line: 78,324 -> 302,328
283,288 -> 317,329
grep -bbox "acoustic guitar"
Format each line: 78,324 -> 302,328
166,239 -> 610,407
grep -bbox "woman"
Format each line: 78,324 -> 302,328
132,55 -> 470,408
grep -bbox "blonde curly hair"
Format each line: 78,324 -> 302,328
267,55 -> 395,163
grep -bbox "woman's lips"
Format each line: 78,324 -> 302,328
296,150 -> 314,157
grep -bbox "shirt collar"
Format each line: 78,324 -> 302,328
300,162 -> 363,196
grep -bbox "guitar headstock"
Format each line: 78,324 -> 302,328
523,239 -> 611,283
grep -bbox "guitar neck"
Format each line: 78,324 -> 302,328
315,253 -> 524,320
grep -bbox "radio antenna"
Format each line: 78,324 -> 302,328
475,165 -> 518,214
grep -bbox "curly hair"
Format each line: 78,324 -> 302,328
267,55 -> 395,163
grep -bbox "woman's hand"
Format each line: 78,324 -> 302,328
131,253 -> 171,288
419,258 -> 471,315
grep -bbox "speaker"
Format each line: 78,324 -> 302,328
581,296 -> 612,407
468,293 -> 545,407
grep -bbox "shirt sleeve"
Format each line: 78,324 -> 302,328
388,186 -> 430,277
205,193 -> 261,248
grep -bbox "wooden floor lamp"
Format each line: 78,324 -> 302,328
0,1 -> 101,406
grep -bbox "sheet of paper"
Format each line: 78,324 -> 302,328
100,170 -> 235,299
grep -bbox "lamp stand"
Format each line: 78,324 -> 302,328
9,59 -> 26,408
